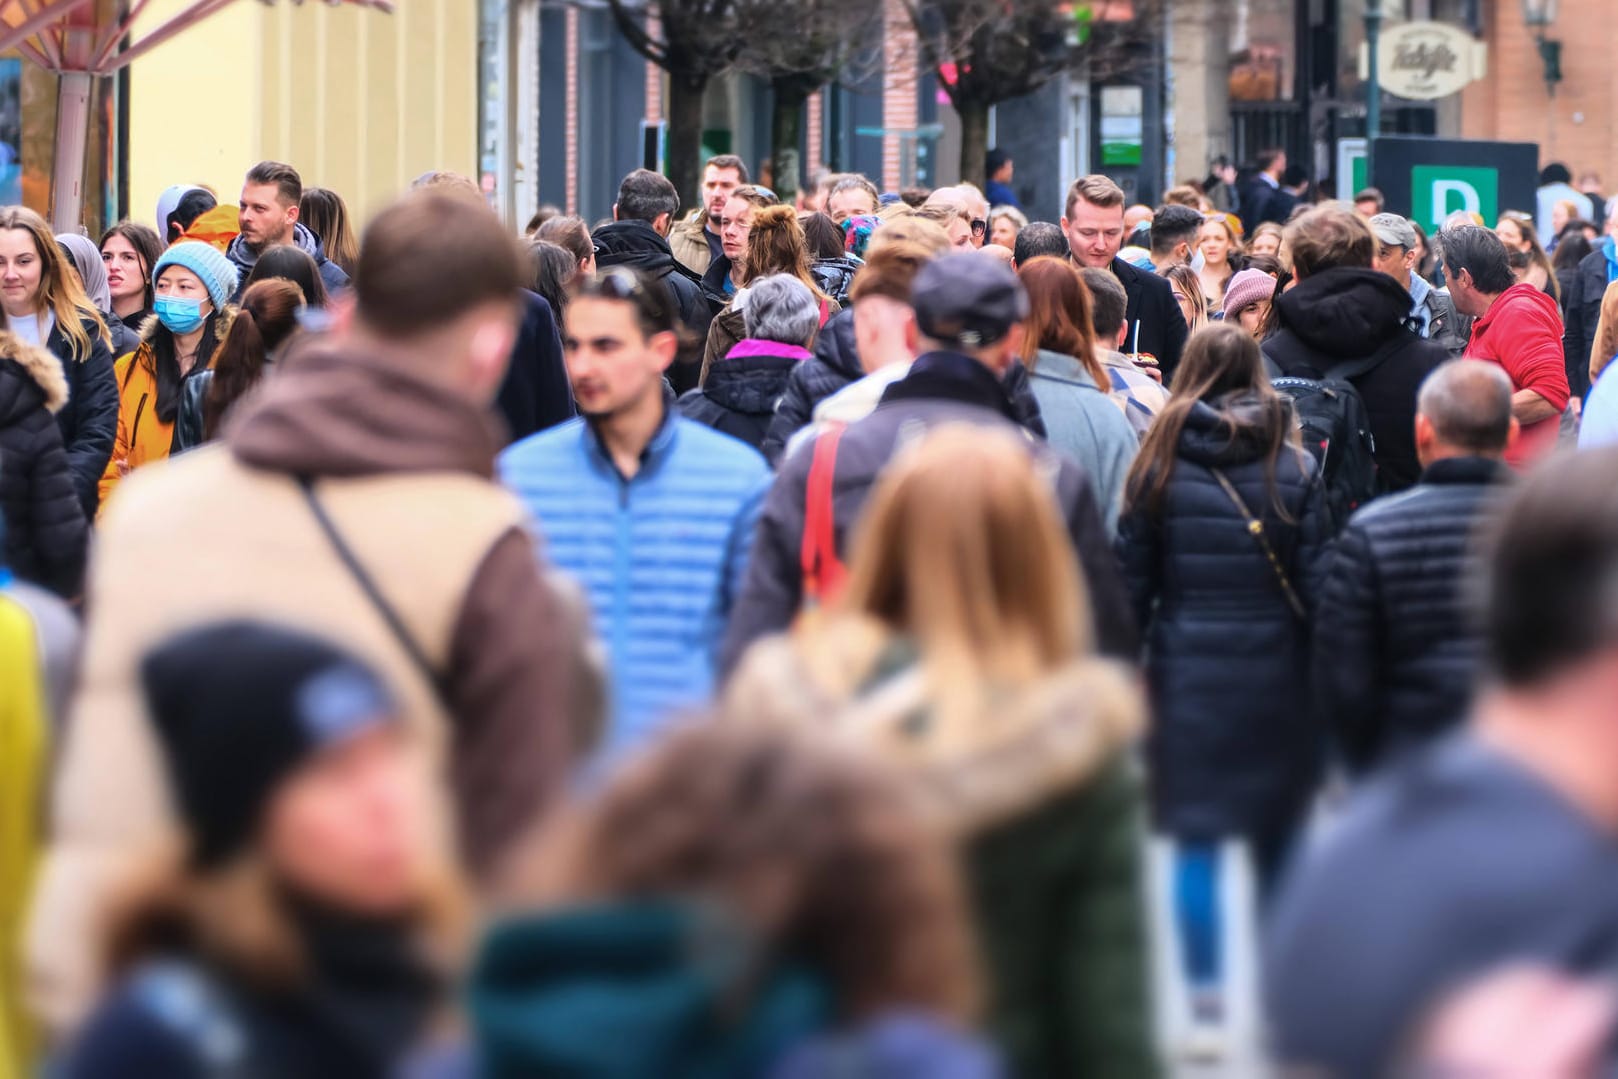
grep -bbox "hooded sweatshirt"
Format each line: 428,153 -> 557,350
1464,282 -> 1570,468
225,222 -> 350,299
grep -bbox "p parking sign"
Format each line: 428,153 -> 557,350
1371,138 -> 1538,233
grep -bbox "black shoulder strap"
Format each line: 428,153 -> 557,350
297,475 -> 450,705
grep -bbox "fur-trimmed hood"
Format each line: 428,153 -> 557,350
136,304 -> 238,347
726,632 -> 1146,836
0,329 -> 69,416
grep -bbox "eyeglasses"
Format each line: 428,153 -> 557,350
971,219 -> 988,237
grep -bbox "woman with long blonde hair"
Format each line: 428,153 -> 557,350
0,206 -> 116,515
728,424 -> 1154,1077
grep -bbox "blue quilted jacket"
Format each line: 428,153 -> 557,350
500,414 -> 769,759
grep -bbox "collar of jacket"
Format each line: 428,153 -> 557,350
1030,348 -> 1102,389
1472,281 -> 1561,340
879,350 -> 1020,423
1419,455 -> 1512,488
1109,256 -> 1143,288
724,338 -> 813,363
228,342 -> 506,479
580,399 -> 678,482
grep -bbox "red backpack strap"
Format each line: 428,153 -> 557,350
800,422 -> 847,608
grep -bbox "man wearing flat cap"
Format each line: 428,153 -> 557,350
719,251 -> 1137,674
1370,212 -> 1467,357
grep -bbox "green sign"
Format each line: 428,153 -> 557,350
1410,165 -> 1499,232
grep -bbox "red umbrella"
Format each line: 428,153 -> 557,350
0,0 -> 394,230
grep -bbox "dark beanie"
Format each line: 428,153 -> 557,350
141,620 -> 398,868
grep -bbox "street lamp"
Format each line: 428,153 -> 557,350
1365,0 -> 1384,188
1522,0 -> 1563,95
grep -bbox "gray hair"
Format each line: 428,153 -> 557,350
738,274 -> 819,346
1417,359 -> 1514,454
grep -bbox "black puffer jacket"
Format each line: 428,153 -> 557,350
676,338 -> 808,451
1263,268 -> 1448,495
810,256 -> 862,307
758,308 -> 1048,466
592,219 -> 715,345
1116,394 -> 1329,848
1313,456 -> 1512,776
0,340 -> 88,597
44,314 -> 117,518
722,351 -> 1134,676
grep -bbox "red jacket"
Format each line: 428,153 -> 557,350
1465,282 -> 1569,468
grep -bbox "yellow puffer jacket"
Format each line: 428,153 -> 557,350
0,593 -> 47,1079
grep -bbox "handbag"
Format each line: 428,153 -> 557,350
1208,468 -> 1307,622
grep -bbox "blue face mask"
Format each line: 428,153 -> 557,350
154,294 -> 207,335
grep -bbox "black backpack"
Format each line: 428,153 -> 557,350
1270,343 -> 1393,532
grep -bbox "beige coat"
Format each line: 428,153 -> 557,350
669,212 -> 715,277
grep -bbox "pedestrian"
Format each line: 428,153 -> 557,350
1238,149 -> 1287,235
156,185 -> 216,246
0,330 -> 86,597
1536,162 -> 1588,247
1314,361 -> 1517,776
98,222 -> 163,341
1353,188 -> 1385,218
0,206 -> 116,519
226,162 -> 349,299
700,183 -> 780,306
721,251 -> 1136,675
802,211 -> 862,307
1267,446 -> 1618,1078
984,147 -> 1020,211
1165,263 -> 1210,337
824,174 -> 880,225
173,278 -> 303,452
1204,156 -> 1240,214
55,234 -> 137,357
1245,221 -> 1283,261
243,243 -> 328,309
57,621 -> 463,1079
1196,214 -> 1240,308
526,239 -> 576,321
1559,199 -> 1618,399
670,154 -> 749,277
727,425 -> 1153,1077
1552,225 -> 1594,314
1148,204 -> 1205,276
535,214 -> 594,278
1011,221 -> 1071,268
468,722 -> 993,1078
592,168 -> 717,369
1018,256 -> 1139,532
1442,224 -> 1570,470
677,274 -> 816,451
1549,198 -> 1584,252
1118,322 -> 1328,885
500,268 -> 768,762
28,192 -> 591,1029
702,205 -> 835,376
296,186 -> 358,277
987,205 -> 1026,251
1062,175 -> 1188,382
1369,213 -> 1467,355
915,199 -> 976,251
1080,266 -> 1171,438
1410,220 -> 1438,283
1495,211 -> 1559,301
1221,267 -> 1275,340
98,240 -> 238,509
1264,205 -> 1448,494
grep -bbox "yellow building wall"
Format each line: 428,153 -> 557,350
129,0 -> 477,233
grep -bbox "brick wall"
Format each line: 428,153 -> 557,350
1460,0 -> 1617,186
881,0 -> 918,191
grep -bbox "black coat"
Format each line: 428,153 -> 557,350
0,349 -> 87,597
44,314 -> 117,518
721,351 -> 1135,676
1116,395 -> 1329,842
106,312 -> 141,359
1110,257 -> 1188,384
496,290 -> 576,445
758,308 -> 1048,466
676,339 -> 806,451
1313,457 -> 1512,775
1263,267 -> 1448,494
1561,244 -> 1614,399
591,219 -> 716,346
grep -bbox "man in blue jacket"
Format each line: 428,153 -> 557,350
500,268 -> 769,762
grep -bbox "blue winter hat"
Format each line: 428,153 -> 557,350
153,240 -> 239,311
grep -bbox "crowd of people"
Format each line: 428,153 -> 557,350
4,142 -> 1618,1078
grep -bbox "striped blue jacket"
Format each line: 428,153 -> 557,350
500,414 -> 769,759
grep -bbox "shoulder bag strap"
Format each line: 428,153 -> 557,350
296,475 -> 451,704
1208,468 -> 1307,622
800,423 -> 847,608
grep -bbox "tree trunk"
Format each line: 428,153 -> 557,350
667,75 -> 708,213
956,99 -> 990,191
771,79 -> 808,204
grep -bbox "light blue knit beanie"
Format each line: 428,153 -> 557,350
153,241 -> 239,310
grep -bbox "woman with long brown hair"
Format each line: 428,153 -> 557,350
703,204 -> 837,372
467,722 -> 992,1075
297,187 -> 359,277
728,424 -> 1155,1077
174,279 -> 304,451
1018,256 -> 1138,532
99,221 -> 164,336
0,206 -> 117,516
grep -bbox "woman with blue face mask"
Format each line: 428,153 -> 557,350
99,241 -> 237,511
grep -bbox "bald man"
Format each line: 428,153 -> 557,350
1313,360 -> 1519,776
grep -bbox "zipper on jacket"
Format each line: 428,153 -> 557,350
130,393 -> 148,451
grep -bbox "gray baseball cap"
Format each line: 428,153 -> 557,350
1369,213 -> 1418,249
910,251 -> 1030,348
